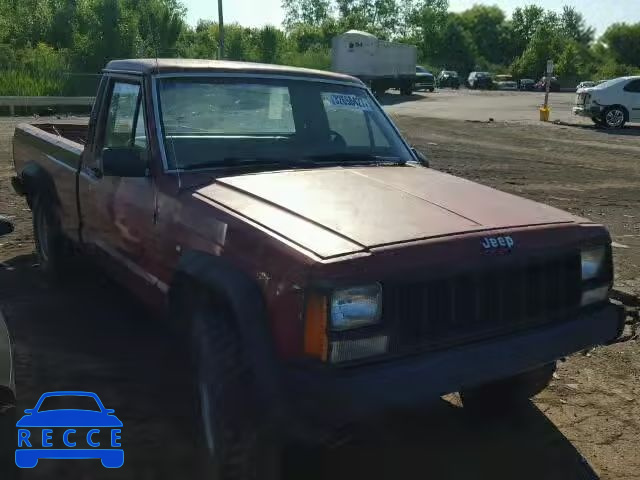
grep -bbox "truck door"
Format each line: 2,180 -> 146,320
623,79 -> 640,121
78,76 -> 157,281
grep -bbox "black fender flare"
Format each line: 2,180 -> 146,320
19,162 -> 61,209
169,249 -> 287,420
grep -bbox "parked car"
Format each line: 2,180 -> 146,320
0,217 -> 15,421
0,305 -> 14,479
437,70 -> 460,89
414,65 -> 435,92
535,76 -> 561,92
519,78 -> 536,91
494,74 -> 518,91
576,81 -> 596,91
12,58 -> 624,478
573,76 -> 640,128
467,71 -> 493,89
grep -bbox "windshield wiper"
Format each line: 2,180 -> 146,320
179,156 -> 318,171
303,153 -> 405,165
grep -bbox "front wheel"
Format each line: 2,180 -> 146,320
460,362 -> 556,414
189,293 -> 282,480
603,106 -> 626,129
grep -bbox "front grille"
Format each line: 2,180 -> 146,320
384,255 -> 582,352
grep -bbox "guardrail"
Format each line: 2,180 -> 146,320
0,96 -> 95,115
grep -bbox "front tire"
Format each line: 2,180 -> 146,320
603,106 -> 627,129
460,362 -> 556,414
189,293 -> 282,480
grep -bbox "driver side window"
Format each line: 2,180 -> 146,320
623,79 -> 640,93
103,82 -> 146,150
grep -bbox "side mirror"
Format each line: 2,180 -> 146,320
102,147 -> 148,178
412,148 -> 430,167
0,217 -> 13,236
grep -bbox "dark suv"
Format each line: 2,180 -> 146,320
467,71 -> 493,89
438,70 -> 460,89
415,65 -> 435,92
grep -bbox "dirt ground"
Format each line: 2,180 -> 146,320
0,113 -> 639,479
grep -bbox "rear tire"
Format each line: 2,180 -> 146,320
460,362 -> 556,415
32,195 -> 70,279
189,292 -> 282,480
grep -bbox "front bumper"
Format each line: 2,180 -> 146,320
284,303 -> 623,437
415,80 -> 434,89
573,105 -> 602,117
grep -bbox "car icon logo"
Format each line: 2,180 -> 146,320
15,391 -> 123,468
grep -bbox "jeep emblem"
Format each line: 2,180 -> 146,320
482,235 -> 514,251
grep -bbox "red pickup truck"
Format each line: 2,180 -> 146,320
12,59 -> 623,478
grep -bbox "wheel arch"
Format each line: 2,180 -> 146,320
169,249 -> 287,417
19,162 -> 61,209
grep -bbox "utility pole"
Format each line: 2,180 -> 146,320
543,59 -> 553,109
539,58 -> 553,121
218,0 -> 225,59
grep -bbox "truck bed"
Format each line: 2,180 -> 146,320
29,121 -> 89,146
12,121 -> 87,243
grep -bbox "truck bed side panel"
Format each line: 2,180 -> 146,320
13,124 -> 84,241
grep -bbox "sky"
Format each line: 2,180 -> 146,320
183,0 -> 639,36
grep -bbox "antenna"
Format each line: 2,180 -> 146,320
149,12 -> 182,191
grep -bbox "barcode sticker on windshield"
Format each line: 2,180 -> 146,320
328,94 -> 371,110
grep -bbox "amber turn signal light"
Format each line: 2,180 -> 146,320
304,293 -> 328,361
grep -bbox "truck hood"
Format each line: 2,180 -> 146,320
194,166 -> 585,259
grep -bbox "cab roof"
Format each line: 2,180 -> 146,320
104,58 -> 363,85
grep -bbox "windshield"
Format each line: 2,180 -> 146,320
593,77 -> 626,89
416,66 -> 427,73
156,77 -> 412,170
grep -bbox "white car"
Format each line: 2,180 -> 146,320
495,75 -> 518,91
573,76 -> 640,128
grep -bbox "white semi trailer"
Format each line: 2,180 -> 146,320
331,30 -> 417,96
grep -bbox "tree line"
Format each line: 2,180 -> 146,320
0,0 -> 638,96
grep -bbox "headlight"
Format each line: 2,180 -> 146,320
330,284 -> 382,331
581,246 -> 607,281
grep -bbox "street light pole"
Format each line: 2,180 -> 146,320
218,0 -> 224,59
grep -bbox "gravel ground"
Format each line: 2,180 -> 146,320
0,102 -> 639,480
